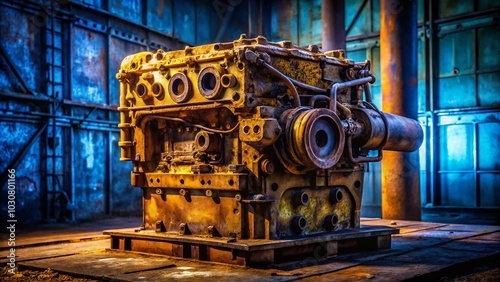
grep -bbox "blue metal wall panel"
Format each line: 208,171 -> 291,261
477,122 -> 500,171
110,132 -> 141,214
146,0 -> 174,35
346,0 -> 372,37
270,0 -> 299,43
0,122 -> 42,224
109,0 -> 143,24
440,173 -> 475,206
479,0 -> 500,10
71,26 -> 107,103
478,73 -> 500,106
73,0 -> 106,9
298,0 -> 321,46
479,174 -> 500,207
173,0 -> 196,44
0,5 -> 43,93
438,75 -> 477,109
439,0 -> 475,18
73,129 -> 107,219
439,124 -> 474,171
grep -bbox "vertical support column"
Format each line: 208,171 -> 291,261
322,0 -> 346,51
380,0 -> 421,220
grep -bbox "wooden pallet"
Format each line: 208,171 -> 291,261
104,226 -> 398,266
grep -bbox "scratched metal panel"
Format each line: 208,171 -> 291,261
109,38 -> 145,106
479,174 -> 500,207
108,0 -> 142,24
71,26 -> 107,104
73,129 -> 107,220
440,173 -> 475,206
439,0 -> 474,18
298,0 -> 321,46
0,122 -> 42,225
0,6 -> 43,93
146,0 -> 173,35
110,132 -> 142,214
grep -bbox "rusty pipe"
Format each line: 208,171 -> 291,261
351,108 -> 423,152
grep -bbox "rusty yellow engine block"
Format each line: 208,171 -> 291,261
117,35 -> 423,240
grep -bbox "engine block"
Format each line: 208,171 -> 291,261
117,35 -> 423,241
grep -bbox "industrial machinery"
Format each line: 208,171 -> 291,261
110,35 -> 423,265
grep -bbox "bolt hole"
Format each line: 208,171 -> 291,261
271,182 -> 279,191
232,92 -> 240,101
207,180 -> 212,185
228,179 -> 234,186
136,84 -> 147,97
180,179 -> 185,185
243,126 -> 250,134
253,125 -> 260,134
156,178 -> 160,183
354,181 -> 361,189
152,83 -> 163,96
156,53 -> 163,60
237,62 -> 244,70
201,180 -> 205,185
149,178 -> 153,183
233,208 -> 239,214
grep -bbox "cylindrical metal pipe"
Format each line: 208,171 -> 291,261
380,0 -> 421,221
322,0 -> 346,52
351,108 -> 423,152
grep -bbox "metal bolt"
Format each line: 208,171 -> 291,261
179,189 -> 189,196
235,194 -> 242,202
205,190 -> 213,197
155,188 -> 163,195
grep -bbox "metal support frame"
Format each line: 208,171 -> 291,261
380,0 -> 421,220
346,0 -> 369,36
0,43 -> 33,94
322,0 -> 346,51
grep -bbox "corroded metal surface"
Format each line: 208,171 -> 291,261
116,35 -> 422,261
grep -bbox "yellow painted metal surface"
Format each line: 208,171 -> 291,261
117,35 -> 422,240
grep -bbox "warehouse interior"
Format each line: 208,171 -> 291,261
0,0 -> 499,280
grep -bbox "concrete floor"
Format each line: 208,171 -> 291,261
1,217 -> 499,281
